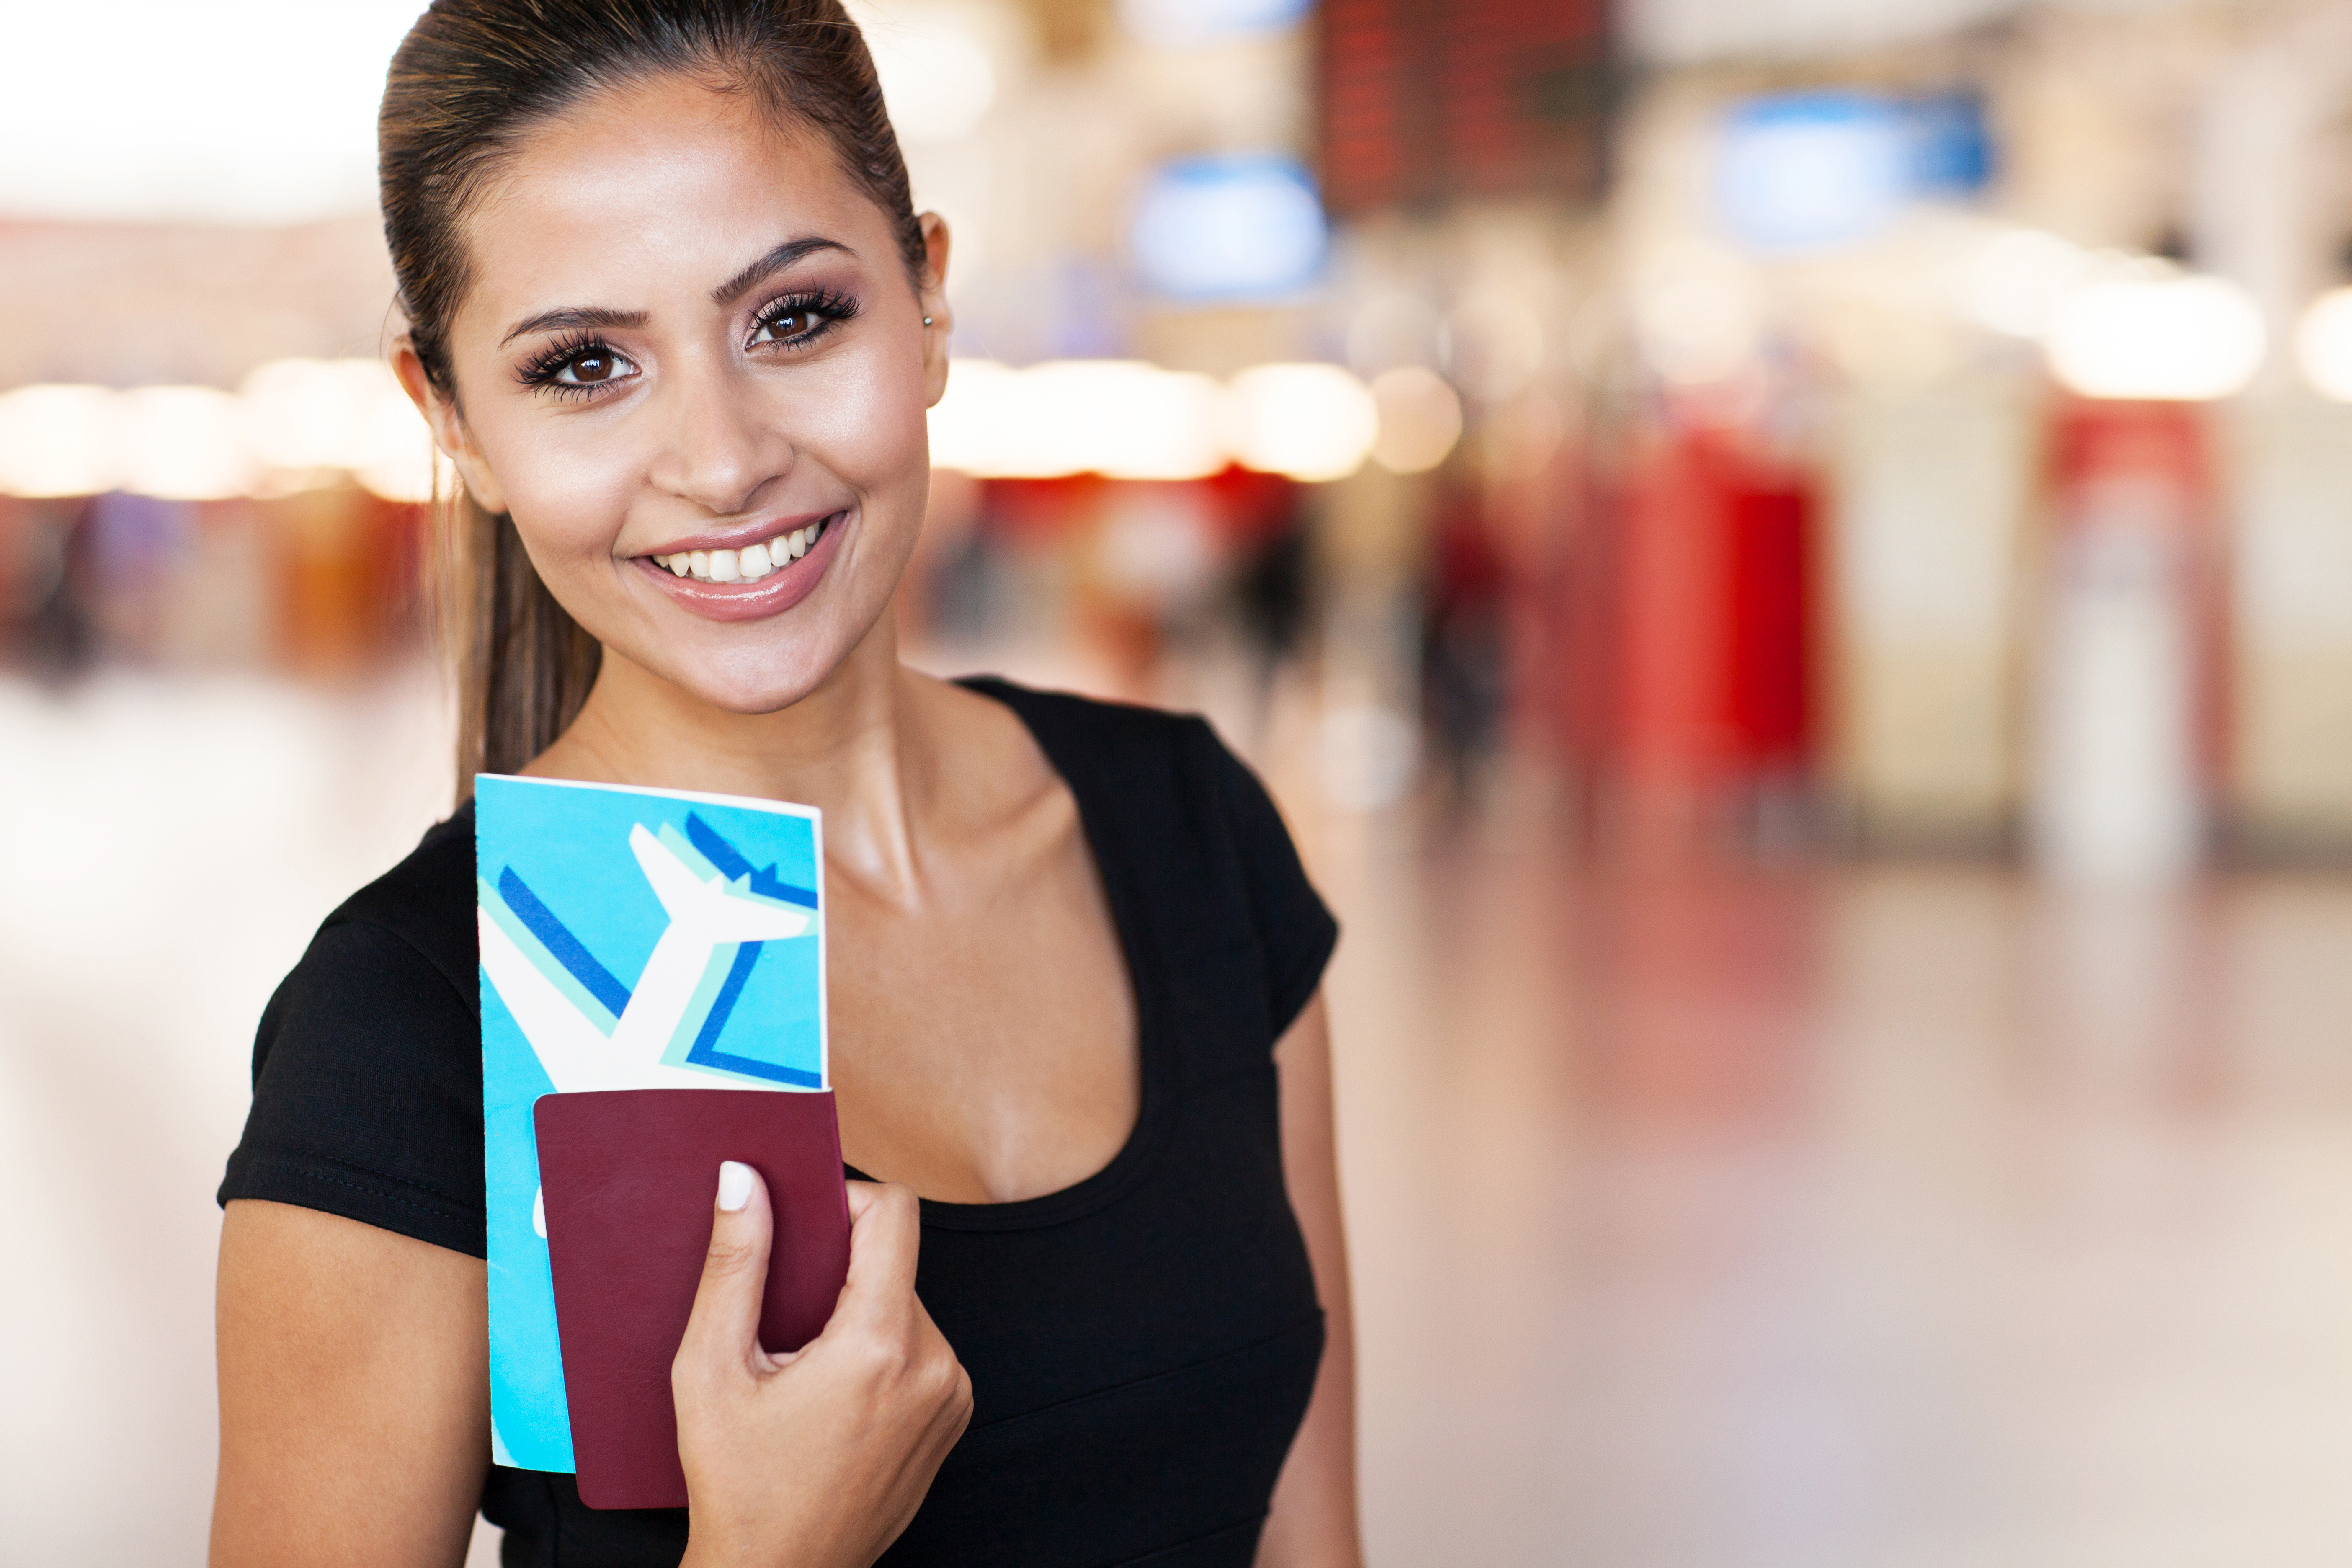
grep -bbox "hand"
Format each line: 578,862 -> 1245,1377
673,1166 -> 971,1568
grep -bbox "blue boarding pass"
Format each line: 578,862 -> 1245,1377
473,774 -> 828,1473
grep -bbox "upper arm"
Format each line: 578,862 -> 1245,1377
1259,993 -> 1363,1568
212,1200 -> 489,1568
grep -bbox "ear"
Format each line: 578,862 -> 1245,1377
390,338 -> 510,516
916,212 -> 954,409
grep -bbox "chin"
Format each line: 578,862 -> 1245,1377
666,660 -> 828,717
652,626 -> 868,717
706,680 -> 825,717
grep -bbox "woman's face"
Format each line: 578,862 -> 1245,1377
412,73 -> 949,714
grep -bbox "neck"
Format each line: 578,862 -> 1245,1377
529,612 -> 930,900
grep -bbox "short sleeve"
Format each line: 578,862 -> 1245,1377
217,917 -> 487,1257
1200,726 -> 1339,1040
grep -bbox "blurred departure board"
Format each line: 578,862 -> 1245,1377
1318,0 -> 1612,213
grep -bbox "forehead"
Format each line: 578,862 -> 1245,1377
458,73 -> 882,315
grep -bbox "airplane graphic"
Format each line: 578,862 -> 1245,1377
473,784 -> 825,1471
478,818 -> 815,1095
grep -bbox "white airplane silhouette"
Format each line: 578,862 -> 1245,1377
479,822 -> 813,1095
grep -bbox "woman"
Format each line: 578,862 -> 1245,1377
209,3 -> 1360,1566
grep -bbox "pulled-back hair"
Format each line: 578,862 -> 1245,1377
380,0 -> 923,791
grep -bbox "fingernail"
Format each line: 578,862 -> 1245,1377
717,1161 -> 754,1212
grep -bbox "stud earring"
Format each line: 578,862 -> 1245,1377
923,316 -> 934,326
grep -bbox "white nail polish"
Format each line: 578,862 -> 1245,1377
717,1160 -> 754,1212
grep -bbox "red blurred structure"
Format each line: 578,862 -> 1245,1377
1609,426 -> 1816,792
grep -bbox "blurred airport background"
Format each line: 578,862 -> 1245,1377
11,0 -> 2352,1562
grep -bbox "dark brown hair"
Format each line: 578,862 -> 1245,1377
380,0 -> 924,791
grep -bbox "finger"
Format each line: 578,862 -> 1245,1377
676,1160 -> 772,1377
825,1181 -> 922,1331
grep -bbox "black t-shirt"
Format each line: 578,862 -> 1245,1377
219,678 -> 1339,1568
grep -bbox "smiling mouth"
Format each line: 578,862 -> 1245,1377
647,513 -> 838,584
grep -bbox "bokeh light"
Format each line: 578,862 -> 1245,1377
2294,285 -> 2352,402
2045,274 -> 2266,402
926,359 -> 1379,482
0,385 -> 117,498
0,361 -> 436,502
1223,363 -> 1379,482
1368,368 -> 1463,475
1958,227 -> 2100,339
115,388 -> 252,502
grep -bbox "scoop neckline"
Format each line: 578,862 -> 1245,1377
838,675 -> 1174,1234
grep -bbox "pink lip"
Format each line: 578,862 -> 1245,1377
630,510 -> 849,623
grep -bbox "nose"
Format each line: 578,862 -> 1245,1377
645,355 -> 789,516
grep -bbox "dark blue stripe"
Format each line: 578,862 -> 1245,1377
684,943 -> 822,1087
699,1054 -> 823,1088
685,812 -> 819,908
498,867 -> 633,1017
688,941 -> 762,1060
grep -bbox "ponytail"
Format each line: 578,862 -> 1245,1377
433,485 -> 601,795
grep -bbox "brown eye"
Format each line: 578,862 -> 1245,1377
747,290 -> 857,350
521,339 -> 635,393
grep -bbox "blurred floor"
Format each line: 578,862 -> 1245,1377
0,665 -> 463,1565
6,671 -> 2352,1565
1315,806 -> 2352,1567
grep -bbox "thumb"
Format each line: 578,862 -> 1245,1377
821,1181 -> 922,1335
676,1160 -> 772,1379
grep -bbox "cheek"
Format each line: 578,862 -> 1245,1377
788,340 -> 934,500
479,414 -> 639,565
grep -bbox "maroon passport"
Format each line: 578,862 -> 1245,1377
533,1088 -> 851,1510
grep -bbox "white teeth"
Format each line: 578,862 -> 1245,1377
660,519 -> 830,583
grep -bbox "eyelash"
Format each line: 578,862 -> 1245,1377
514,288 -> 863,400
750,286 -> 861,347
516,332 -> 617,398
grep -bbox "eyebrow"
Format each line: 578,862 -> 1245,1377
711,236 -> 855,307
499,305 -> 648,348
495,237 -> 856,348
